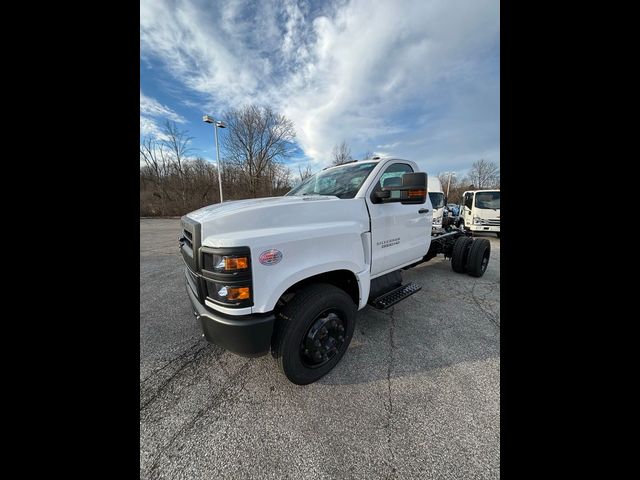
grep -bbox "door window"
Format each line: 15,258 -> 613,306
464,192 -> 473,210
375,163 -> 413,199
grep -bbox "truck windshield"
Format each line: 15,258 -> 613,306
286,162 -> 377,199
428,192 -> 445,209
475,191 -> 500,209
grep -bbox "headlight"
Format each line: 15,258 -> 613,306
217,285 -> 251,301
433,216 -> 442,224
201,247 -> 253,307
473,216 -> 481,224
205,281 -> 252,306
205,254 -> 250,272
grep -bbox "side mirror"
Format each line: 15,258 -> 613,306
399,172 -> 427,204
378,172 -> 427,204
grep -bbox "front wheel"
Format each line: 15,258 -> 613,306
272,283 -> 356,385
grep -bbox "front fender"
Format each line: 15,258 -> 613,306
249,224 -> 369,313
257,261 -> 369,314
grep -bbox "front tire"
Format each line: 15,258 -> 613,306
272,283 -> 356,385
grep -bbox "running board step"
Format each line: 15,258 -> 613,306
369,282 -> 422,310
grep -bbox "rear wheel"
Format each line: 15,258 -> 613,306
466,238 -> 491,277
272,283 -> 356,385
451,236 -> 473,273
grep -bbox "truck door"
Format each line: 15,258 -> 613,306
462,192 -> 474,226
366,162 -> 431,276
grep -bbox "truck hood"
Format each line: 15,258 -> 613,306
186,196 -> 370,247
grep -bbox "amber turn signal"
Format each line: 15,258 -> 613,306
226,287 -> 250,300
224,256 -> 249,270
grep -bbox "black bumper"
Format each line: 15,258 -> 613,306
187,285 -> 275,357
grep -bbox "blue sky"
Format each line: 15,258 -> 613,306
141,0 -> 499,179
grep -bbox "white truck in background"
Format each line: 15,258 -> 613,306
180,158 -> 492,384
428,177 -> 446,231
461,189 -> 500,237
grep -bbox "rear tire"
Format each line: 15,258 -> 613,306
451,236 -> 473,273
272,283 -> 356,385
466,238 -> 491,277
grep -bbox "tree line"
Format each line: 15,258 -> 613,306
140,104 -> 499,216
438,159 -> 500,205
140,106 -> 297,216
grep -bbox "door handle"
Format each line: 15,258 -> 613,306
418,208 -> 429,214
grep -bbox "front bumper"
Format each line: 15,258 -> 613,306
187,284 -> 275,357
468,224 -> 500,232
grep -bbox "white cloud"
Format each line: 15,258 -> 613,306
140,90 -> 187,140
140,91 -> 187,123
140,0 -> 499,172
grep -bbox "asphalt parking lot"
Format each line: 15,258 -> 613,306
140,218 -> 500,479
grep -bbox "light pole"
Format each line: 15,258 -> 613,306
445,171 -> 456,199
203,115 -> 226,203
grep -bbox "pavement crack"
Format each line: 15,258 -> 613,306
471,280 -> 500,329
140,344 -> 211,412
141,342 -> 205,386
146,361 -> 251,479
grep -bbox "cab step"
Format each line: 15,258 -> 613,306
369,282 -> 422,310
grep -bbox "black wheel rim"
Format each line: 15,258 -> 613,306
300,309 -> 346,368
481,250 -> 489,273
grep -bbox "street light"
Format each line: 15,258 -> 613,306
203,115 -> 226,203
445,171 -> 456,199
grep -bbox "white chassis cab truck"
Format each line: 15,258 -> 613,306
180,158 -> 492,384
461,189 -> 500,238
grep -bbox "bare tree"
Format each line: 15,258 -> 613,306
222,105 -> 296,197
362,150 -> 374,160
331,141 -> 353,166
298,163 -> 314,182
140,137 -> 172,215
161,121 -> 194,210
469,159 -> 500,189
